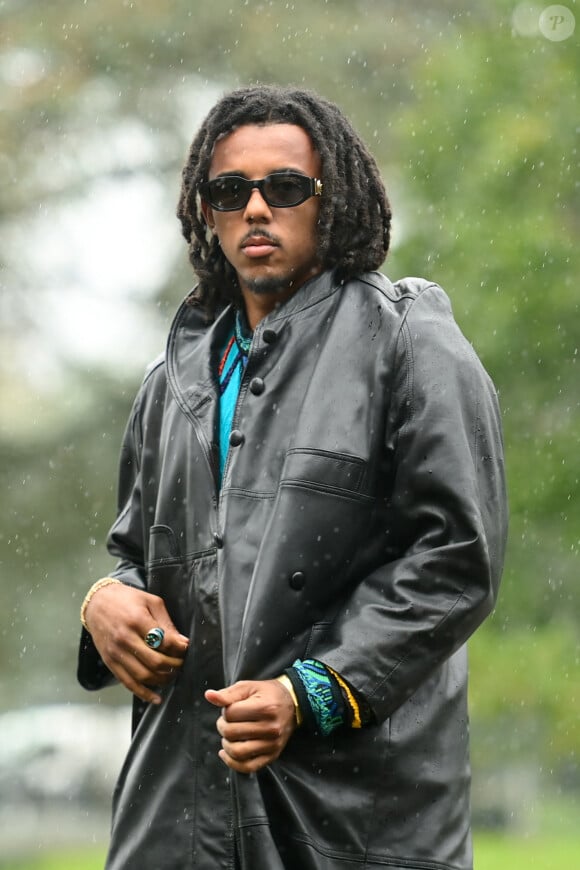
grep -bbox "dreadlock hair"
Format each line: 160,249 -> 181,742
176,84 -> 392,318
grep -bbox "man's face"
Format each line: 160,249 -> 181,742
201,123 -> 323,302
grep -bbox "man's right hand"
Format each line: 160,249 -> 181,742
83,583 -> 190,705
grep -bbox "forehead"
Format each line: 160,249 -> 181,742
209,123 -> 320,178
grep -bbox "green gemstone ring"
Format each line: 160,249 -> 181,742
144,627 -> 165,650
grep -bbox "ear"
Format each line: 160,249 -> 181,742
201,198 -> 216,233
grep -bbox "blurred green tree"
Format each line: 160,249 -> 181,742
0,0 -> 577,788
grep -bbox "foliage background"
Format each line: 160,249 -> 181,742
1,0 -> 578,859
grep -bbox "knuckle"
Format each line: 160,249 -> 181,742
111,623 -> 133,647
148,592 -> 165,608
226,744 -> 244,761
264,702 -> 280,719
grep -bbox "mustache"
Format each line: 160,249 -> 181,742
240,229 -> 280,246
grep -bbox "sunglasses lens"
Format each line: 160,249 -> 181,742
264,175 -> 309,207
208,177 -> 248,210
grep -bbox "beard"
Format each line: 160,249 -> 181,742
242,273 -> 297,296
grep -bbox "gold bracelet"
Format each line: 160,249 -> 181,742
276,674 -> 303,726
80,577 -> 122,630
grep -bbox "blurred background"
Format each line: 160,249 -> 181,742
1,0 -> 578,867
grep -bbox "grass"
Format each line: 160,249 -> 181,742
475,833 -> 580,868
4,834 -> 580,869
1,850 -> 106,870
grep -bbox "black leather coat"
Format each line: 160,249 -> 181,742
78,271 -> 507,870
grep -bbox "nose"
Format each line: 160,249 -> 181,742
243,186 -> 272,222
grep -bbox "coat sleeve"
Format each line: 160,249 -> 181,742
77,383 -> 148,691
312,283 -> 508,722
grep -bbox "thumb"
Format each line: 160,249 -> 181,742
146,596 -> 189,653
205,682 -> 253,708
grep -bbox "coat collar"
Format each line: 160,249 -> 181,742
165,269 -> 341,421
165,300 -> 231,464
258,268 -> 340,324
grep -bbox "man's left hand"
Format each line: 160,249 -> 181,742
205,679 -> 297,773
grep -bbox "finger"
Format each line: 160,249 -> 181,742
221,736 -> 283,762
154,631 -> 189,658
100,638 -> 180,697
138,625 -> 189,659
221,699 -> 270,723
144,664 -> 179,688
221,693 -> 289,725
103,635 -> 176,684
99,623 -> 184,687
136,646 -> 188,673
107,659 -> 163,706
108,646 -> 163,687
218,748 -> 273,774
110,647 -> 182,705
144,597 -> 190,655
216,716 -> 283,743
205,687 -> 234,708
205,683 -> 253,708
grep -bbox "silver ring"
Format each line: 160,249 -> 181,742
144,627 -> 165,650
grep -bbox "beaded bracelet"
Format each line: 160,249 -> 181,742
326,665 -> 363,729
288,659 -> 346,736
80,577 -> 122,630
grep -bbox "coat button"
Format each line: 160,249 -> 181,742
213,533 -> 224,549
289,571 -> 306,590
262,328 -> 277,344
229,429 -> 245,447
249,377 -> 265,395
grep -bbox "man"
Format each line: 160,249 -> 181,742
78,85 -> 507,870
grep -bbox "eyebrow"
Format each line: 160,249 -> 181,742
213,168 -> 309,179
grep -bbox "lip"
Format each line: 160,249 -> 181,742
241,236 -> 279,258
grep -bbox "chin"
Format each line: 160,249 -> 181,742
243,274 -> 294,296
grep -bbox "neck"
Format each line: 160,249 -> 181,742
240,286 -> 296,330
240,267 -> 322,330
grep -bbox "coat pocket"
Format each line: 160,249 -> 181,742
281,448 -> 371,501
146,524 -> 192,635
147,524 -> 181,565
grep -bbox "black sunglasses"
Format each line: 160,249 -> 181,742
199,172 -> 323,212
